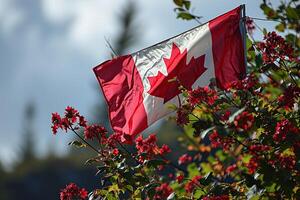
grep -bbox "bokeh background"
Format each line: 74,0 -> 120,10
0,0 -> 277,199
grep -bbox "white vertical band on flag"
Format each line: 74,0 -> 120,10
132,23 -> 214,127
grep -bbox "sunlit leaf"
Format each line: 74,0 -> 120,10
183,1 -> 191,10
173,0 -> 183,7
275,23 -> 286,32
187,163 -> 200,178
68,140 -> 87,148
286,7 -> 299,20
177,12 -> 195,20
85,157 -> 99,165
199,172 -> 213,186
200,126 -> 215,139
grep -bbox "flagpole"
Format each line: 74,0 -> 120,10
240,4 -> 247,76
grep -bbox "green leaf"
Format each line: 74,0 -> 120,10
124,185 -> 133,192
264,85 -> 282,100
199,172 -> 213,186
215,150 -> 228,162
106,193 -> 118,200
174,7 -> 185,12
68,140 -> 87,148
255,128 -> 265,139
193,190 -> 205,198
177,12 -> 195,20
187,163 -> 200,178
262,28 -> 268,36
132,189 -> 142,199
286,6 -> 299,20
85,157 -> 99,165
285,33 -> 300,49
260,4 -> 277,18
183,123 -> 195,139
248,50 -> 256,63
108,184 -> 121,193
246,37 -> 253,50
242,154 -> 252,163
275,23 -> 286,32
166,103 -> 178,111
265,183 -> 276,193
95,189 -> 108,196
201,162 -> 212,174
173,0 -> 183,7
255,54 -> 263,67
144,183 -> 160,199
183,1 -> 191,10
144,159 -> 166,168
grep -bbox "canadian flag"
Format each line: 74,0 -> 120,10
94,6 -> 246,138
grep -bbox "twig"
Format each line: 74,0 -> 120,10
116,140 -> 141,165
159,154 -> 188,174
223,92 -> 240,108
190,112 -> 201,120
181,123 -> 201,148
104,37 -> 119,57
250,16 -> 282,23
70,126 -> 100,154
280,60 -> 298,85
194,17 -> 202,25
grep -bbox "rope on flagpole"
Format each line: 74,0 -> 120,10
248,17 -> 282,23
104,37 -> 120,57
252,20 -> 266,34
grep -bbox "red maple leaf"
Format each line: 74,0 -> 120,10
147,43 -> 207,103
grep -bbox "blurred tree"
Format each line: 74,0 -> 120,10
92,0 -> 140,130
2,2 -> 143,200
19,102 -> 36,163
113,0 -> 139,56
0,161 -> 8,200
2,102 -> 98,199
157,120 -> 185,158
69,0 -> 141,158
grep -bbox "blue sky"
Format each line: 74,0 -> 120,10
0,0 -> 278,167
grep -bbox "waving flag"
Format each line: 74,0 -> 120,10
93,6 -> 246,137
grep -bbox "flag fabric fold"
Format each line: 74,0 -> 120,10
93,6 -> 246,137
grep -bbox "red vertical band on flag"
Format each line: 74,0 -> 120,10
209,6 -> 246,88
93,56 -> 147,136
